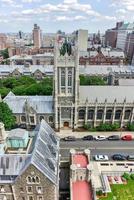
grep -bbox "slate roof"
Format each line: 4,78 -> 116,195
0,120 -> 60,185
3,92 -> 54,114
79,65 -> 134,76
79,86 -> 134,104
0,65 -> 53,76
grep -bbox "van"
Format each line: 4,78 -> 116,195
127,155 -> 134,161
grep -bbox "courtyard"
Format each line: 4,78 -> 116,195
100,180 -> 134,200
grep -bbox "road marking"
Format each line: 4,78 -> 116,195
60,147 -> 134,150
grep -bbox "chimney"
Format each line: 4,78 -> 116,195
0,123 -> 7,143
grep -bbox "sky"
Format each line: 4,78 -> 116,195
0,0 -> 134,33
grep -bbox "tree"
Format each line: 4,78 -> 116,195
0,48 -> 9,59
0,102 -> 16,129
80,75 -> 106,85
0,87 -> 10,98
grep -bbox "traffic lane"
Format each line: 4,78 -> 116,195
60,140 -> 134,149
60,148 -> 134,161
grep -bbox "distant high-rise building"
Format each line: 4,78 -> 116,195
105,22 -> 123,48
116,22 -> 134,51
0,33 -> 7,50
76,29 -> 88,51
125,31 -> 134,64
33,24 -> 42,48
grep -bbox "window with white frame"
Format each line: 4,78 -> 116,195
27,186 -> 33,194
36,186 -> 43,194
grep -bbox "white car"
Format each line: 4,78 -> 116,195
94,155 -> 109,161
94,135 -> 106,141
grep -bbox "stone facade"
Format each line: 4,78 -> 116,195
14,164 -> 57,200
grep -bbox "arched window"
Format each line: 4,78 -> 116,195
124,110 -> 131,120
79,110 -> 85,120
40,116 -> 44,122
49,116 -> 53,123
106,110 -> 112,120
21,116 -> 26,122
97,109 -> 104,120
115,110 -> 122,120
35,176 -> 40,183
27,176 -> 32,183
88,109 -> 94,120
68,70 -> 72,86
61,70 -> 65,86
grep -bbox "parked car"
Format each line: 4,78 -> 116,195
82,135 -> 94,141
94,135 -> 106,141
127,155 -> 134,161
63,136 -> 76,141
107,176 -> 112,182
114,176 -> 119,182
107,135 -> 120,141
94,155 -> 109,161
112,154 -> 126,161
121,135 -> 133,141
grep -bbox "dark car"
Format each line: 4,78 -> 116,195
82,135 -> 94,141
112,154 -> 126,161
107,135 -> 120,141
63,136 -> 76,141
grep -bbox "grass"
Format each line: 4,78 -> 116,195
100,180 -> 134,200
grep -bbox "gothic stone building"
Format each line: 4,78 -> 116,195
0,120 -> 59,200
3,45 -> 134,130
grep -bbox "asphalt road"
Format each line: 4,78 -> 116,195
60,140 -> 134,161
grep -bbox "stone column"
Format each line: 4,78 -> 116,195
130,103 -> 134,123
121,99 -> 126,127
103,99 -> 107,124
112,99 -> 117,124
85,100 -> 88,125
94,99 -> 98,127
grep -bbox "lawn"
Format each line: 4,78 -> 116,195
100,180 -> 134,200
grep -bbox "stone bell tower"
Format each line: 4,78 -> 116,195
54,40 -> 79,130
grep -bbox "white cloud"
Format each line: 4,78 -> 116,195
64,0 -> 77,4
55,15 -> 86,21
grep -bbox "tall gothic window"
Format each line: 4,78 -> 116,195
88,109 -> 94,120
68,70 -> 72,87
106,110 -> 112,120
79,110 -> 85,120
124,110 -> 131,120
61,70 -> 65,86
97,109 -> 104,120
115,110 -> 122,120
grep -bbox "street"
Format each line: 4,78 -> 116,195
60,140 -> 134,161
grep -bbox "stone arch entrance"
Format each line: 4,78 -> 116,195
64,121 -> 69,127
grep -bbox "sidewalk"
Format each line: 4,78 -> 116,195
57,129 -> 134,138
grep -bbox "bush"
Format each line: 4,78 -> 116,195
122,172 -> 131,180
96,190 -> 103,196
96,123 -> 120,132
83,123 -> 91,130
127,123 -> 134,131
130,174 -> 134,180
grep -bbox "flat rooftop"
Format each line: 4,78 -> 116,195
73,154 -> 88,168
72,181 -> 92,200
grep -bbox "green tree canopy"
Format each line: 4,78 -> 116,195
80,75 -> 106,85
0,48 -> 9,59
0,102 -> 16,129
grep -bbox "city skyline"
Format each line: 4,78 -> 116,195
0,0 -> 134,33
